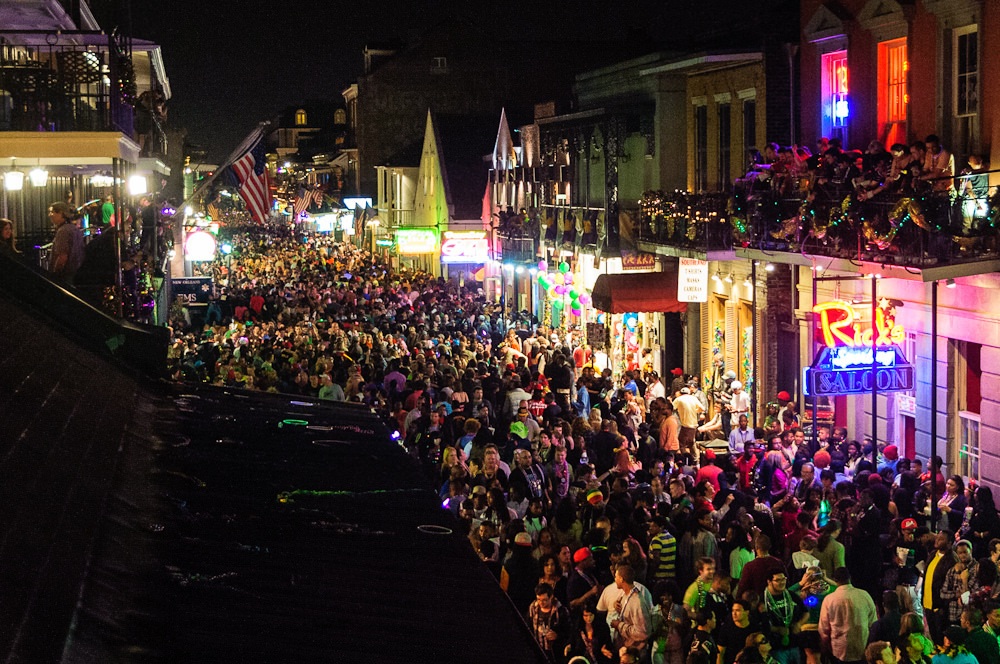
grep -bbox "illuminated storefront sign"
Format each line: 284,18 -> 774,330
440,230 -> 488,263
395,228 -> 438,254
677,257 -> 708,303
805,299 -> 913,396
813,299 -> 905,349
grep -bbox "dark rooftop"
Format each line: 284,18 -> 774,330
0,256 -> 546,663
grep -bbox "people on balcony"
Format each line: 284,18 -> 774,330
920,134 -> 956,196
48,201 -> 84,284
1,218 -> 21,257
959,155 -> 991,235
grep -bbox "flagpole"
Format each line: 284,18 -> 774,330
170,120 -> 273,221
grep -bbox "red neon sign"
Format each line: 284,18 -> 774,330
813,299 -> 904,349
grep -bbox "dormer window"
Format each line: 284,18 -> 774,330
334,109 -> 346,125
295,109 -> 307,126
431,57 -> 448,74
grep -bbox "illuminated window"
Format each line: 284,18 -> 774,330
954,26 -> 978,117
821,50 -> 849,144
717,103 -> 731,191
334,108 -> 347,125
295,109 -> 307,126
878,38 -> 907,148
694,104 -> 707,192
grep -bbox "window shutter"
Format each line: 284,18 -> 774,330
725,301 -> 738,377
701,303 -> 712,383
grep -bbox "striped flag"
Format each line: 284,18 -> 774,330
227,135 -> 271,223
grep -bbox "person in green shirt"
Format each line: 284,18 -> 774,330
684,557 -> 716,618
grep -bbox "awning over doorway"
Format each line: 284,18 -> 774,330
591,271 -> 686,313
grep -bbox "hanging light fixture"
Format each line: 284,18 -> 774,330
29,163 -> 48,187
128,174 -> 148,196
3,170 -> 24,191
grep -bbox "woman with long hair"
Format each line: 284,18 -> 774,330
938,475 -> 968,533
0,218 -> 20,256
552,494 -> 583,550
621,537 -> 648,583
538,553 -> 568,607
967,485 -> 1000,559
734,632 -> 778,664
564,599 -> 614,664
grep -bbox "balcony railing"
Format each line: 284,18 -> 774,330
638,183 -> 999,269
732,179 -> 999,267
636,190 -> 734,252
0,37 -> 154,150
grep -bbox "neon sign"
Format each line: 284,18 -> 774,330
395,228 -> 438,254
440,230 -> 488,264
806,299 -> 913,397
813,299 -> 905,349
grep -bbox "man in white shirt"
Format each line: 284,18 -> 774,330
730,380 -> 750,420
672,388 -> 705,462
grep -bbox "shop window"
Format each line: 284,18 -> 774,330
295,108 -> 307,126
717,103 -> 731,192
694,105 -> 708,192
820,50 -> 849,146
878,38 -> 907,148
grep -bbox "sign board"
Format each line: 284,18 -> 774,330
804,345 -> 915,396
587,322 -> 607,350
897,393 -> 917,416
173,277 -> 214,306
677,257 -> 708,302
396,228 -> 438,254
441,230 -> 488,264
621,251 -> 656,271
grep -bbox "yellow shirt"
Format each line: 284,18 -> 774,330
924,551 -> 942,610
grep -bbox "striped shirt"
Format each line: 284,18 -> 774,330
649,532 -> 677,580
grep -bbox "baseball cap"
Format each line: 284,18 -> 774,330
514,531 -> 533,547
704,449 -> 716,461
731,380 -> 742,390
901,518 -> 918,530
509,421 -> 528,439
471,485 -> 488,496
573,547 -> 592,563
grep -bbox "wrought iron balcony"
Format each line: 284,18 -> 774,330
498,224 -> 538,263
732,180 -> 1000,269
0,37 -> 166,157
636,190 -> 734,253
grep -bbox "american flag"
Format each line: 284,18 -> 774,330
227,135 -> 271,223
293,186 -> 322,219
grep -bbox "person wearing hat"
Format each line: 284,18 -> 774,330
941,540 -> 978,628
879,445 -> 900,474
673,386 -> 705,463
935,625 -> 980,663
501,529 -> 541,615
669,367 -> 686,396
566,547 -> 601,610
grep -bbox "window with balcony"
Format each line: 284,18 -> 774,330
878,38 -> 907,148
955,27 -> 978,117
952,340 -> 981,482
821,50 -> 849,145
694,104 -> 707,192
717,103 -> 731,191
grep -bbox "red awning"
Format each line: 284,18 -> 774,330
591,271 -> 687,314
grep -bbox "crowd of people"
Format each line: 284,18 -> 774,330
168,223 -> 1000,664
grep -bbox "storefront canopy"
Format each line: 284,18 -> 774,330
591,271 -> 687,313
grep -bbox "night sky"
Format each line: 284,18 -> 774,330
95,0 -> 787,162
